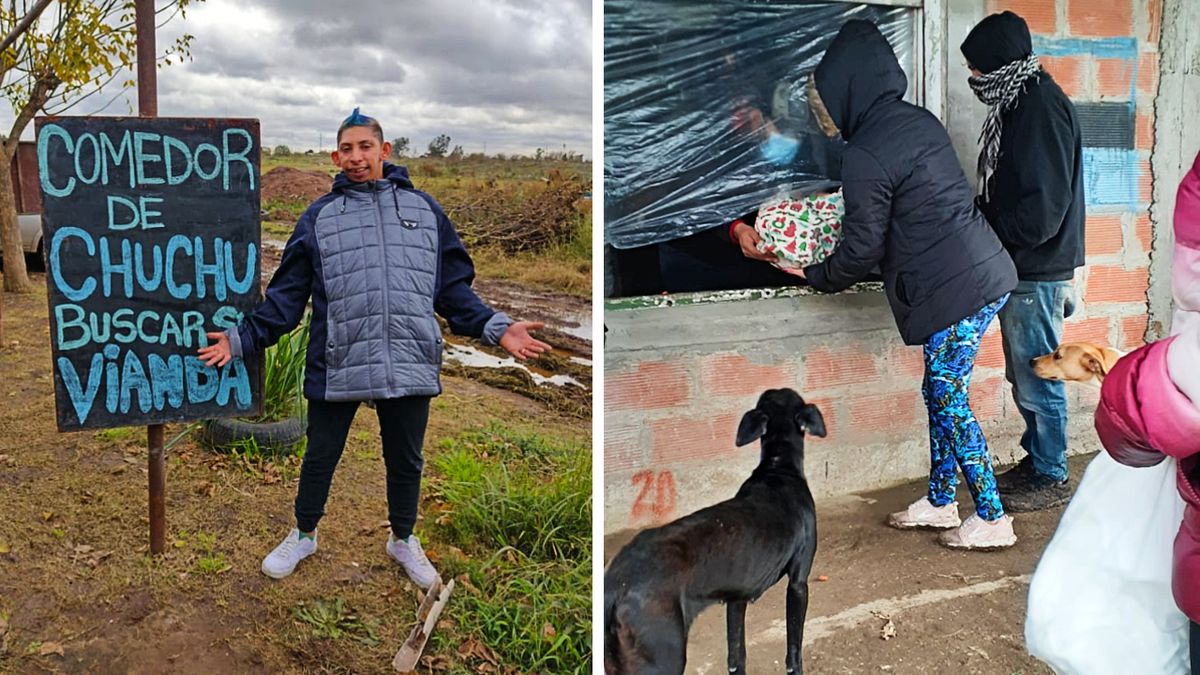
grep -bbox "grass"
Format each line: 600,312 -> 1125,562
291,597 -> 381,647
426,422 -> 591,674
470,213 -> 592,297
95,427 -> 136,444
191,532 -> 232,575
255,312 -> 310,423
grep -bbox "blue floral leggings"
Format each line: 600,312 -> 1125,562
923,294 -> 1009,521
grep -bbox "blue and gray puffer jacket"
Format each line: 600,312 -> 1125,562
226,162 -> 511,401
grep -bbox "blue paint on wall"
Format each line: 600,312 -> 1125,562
1034,36 -> 1142,101
1033,37 -> 1138,59
1082,147 -> 1141,206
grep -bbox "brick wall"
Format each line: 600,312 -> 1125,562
603,0 -> 1166,534
988,0 -> 1163,348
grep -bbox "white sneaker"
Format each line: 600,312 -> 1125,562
386,534 -> 438,590
887,498 -> 962,530
261,528 -> 317,579
939,513 -> 1017,550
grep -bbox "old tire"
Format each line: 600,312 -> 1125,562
200,416 -> 306,455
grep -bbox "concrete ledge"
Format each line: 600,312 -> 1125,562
605,283 -> 895,352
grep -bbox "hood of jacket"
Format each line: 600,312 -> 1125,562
960,11 -> 1033,74
813,20 -> 907,141
331,161 -> 414,193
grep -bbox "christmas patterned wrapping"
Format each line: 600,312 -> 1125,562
753,189 -> 844,275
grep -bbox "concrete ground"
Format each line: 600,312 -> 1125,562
603,455 -> 1099,675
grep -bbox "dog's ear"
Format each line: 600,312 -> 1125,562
1082,350 -> 1109,377
736,410 -> 769,447
795,403 -> 826,438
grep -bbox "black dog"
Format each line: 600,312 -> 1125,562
604,388 -> 825,674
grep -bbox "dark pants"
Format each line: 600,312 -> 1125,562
294,397 -> 431,539
1191,620 -> 1199,675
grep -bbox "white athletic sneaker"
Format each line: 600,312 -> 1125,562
386,534 -> 438,590
887,498 -> 962,530
261,528 -> 317,579
939,513 -> 1017,550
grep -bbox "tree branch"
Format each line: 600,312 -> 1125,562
4,71 -> 58,158
0,0 -> 55,55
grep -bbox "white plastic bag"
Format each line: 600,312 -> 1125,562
1026,452 -> 1189,674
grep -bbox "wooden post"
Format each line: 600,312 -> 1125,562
148,424 -> 165,554
136,0 -> 157,117
135,0 -> 163,555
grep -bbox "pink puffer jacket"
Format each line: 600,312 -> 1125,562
1096,150 -> 1200,622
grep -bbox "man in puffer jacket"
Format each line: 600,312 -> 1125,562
198,109 -> 550,587
961,11 -> 1086,513
1095,149 -> 1200,670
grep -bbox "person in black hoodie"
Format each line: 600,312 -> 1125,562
961,11 -> 1085,513
796,20 -> 1020,549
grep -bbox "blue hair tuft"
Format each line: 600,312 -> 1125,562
343,107 -> 370,126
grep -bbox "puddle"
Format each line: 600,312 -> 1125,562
559,312 -> 592,341
443,343 -> 585,388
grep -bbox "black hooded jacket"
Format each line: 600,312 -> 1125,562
962,11 -> 1085,282
804,20 -> 1017,346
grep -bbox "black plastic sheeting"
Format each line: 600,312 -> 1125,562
604,1 -> 915,250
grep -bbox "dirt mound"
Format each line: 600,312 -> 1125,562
261,166 -> 332,204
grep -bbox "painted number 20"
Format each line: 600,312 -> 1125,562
631,470 -> 676,523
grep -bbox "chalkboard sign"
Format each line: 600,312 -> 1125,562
35,117 -> 263,431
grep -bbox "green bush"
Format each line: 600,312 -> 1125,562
254,312 -> 310,422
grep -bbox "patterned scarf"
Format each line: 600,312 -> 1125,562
968,54 -> 1042,200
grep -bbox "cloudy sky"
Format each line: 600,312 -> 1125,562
10,0 -> 592,157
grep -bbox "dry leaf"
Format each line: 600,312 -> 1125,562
41,511 -> 54,522
871,611 -> 896,641
420,653 -> 453,671
456,574 -> 481,596
38,641 -> 64,657
0,537 -> 10,554
816,575 -> 829,582
73,544 -> 93,555
542,622 -> 557,640
458,638 -> 500,665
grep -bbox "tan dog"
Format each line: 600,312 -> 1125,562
1031,342 -> 1125,387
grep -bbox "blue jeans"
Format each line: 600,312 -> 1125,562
998,280 -> 1076,482
1190,621 -> 1198,674
924,295 -> 1009,520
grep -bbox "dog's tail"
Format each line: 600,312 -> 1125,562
604,578 -> 643,672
